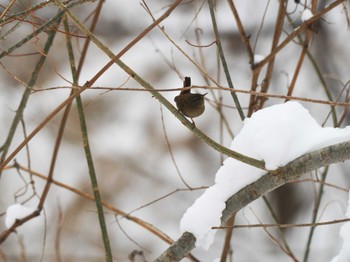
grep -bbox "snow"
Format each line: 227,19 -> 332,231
301,9 -> 313,22
331,191 -> 350,262
180,101 -> 350,250
254,54 -> 265,63
5,204 -> 36,228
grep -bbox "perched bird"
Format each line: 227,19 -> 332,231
174,77 -> 207,119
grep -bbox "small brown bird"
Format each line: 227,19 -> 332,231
174,77 -> 207,119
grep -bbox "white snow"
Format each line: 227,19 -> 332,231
331,191 -> 350,262
180,101 -> 350,250
301,9 -> 313,22
5,204 -> 36,228
254,54 -> 265,63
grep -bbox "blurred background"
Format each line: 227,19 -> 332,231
0,0 -> 349,261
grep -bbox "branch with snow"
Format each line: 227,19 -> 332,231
155,140 -> 350,261
1,205 -> 40,243
5,204 -> 36,228
154,102 -> 350,262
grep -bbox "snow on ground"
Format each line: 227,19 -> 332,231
180,101 -> 350,250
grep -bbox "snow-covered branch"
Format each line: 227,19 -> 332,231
155,140 -> 350,261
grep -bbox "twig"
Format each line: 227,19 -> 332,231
208,0 -> 245,121
38,85 -> 350,108
226,0 -> 254,64
214,217 -> 350,229
220,215 -> 234,262
64,3 -> 113,260
249,0 -> 287,115
253,0 -> 345,71
159,105 -> 193,189
0,13 -> 63,177
303,166 -> 329,262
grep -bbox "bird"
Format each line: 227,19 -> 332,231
174,76 -> 207,119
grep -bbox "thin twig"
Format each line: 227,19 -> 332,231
220,215 -> 234,262
249,0 -> 287,115
285,9 -> 338,126
214,217 -> 350,229
0,13 -> 63,177
253,0 -> 345,71
64,3 -> 113,260
208,0 -> 245,120
303,166 -> 329,262
0,1 -> 87,59
159,105 -> 193,189
226,0 -> 254,64
35,85 -> 350,108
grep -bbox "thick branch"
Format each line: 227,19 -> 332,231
154,140 -> 350,261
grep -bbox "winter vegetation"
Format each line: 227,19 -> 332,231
1,0 -> 350,261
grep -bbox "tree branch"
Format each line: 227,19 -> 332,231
154,140 -> 350,261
